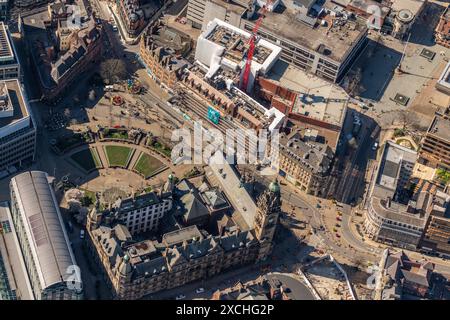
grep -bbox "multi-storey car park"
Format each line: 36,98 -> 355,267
0,79 -> 36,179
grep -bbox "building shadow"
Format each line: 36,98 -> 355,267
407,1 -> 446,47
351,39 -> 402,101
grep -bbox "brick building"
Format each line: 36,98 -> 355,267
419,107 -> 450,170
139,22 -> 190,91
435,5 -> 450,48
22,8 -> 103,103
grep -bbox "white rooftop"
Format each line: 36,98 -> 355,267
195,18 -> 282,92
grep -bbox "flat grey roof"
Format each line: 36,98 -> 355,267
376,141 -> 417,191
162,225 -> 203,247
428,113 -> 450,143
242,0 -> 367,62
209,0 -> 248,15
10,171 -> 78,291
0,80 -> 29,130
268,61 -> 350,120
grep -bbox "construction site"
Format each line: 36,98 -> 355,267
300,254 -> 359,300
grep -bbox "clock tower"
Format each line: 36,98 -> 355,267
254,180 -> 281,261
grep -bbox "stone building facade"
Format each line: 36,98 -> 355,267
86,176 -> 282,299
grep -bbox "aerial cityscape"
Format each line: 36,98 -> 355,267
0,0 -> 449,303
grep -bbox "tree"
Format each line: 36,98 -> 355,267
397,111 -> 418,132
436,169 -> 450,185
100,59 -> 127,84
81,195 -> 93,207
67,199 -> 82,213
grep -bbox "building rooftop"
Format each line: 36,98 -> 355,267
162,225 -> 204,247
383,250 -> 433,290
371,197 -> 428,227
206,151 -> 256,230
117,192 -> 162,212
427,110 -> 450,143
375,141 -> 418,193
242,0 -> 367,62
209,0 -> 249,16
347,0 -> 390,16
390,0 -> 426,15
267,61 -> 348,127
196,18 -> 281,90
181,65 -> 285,132
22,11 -> 101,90
144,20 -> 192,56
280,129 -> 334,174
0,80 -> 32,139
10,171 -> 79,292
205,25 -> 272,65
0,202 -> 34,300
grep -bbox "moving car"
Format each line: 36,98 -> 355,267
175,294 -> 186,300
196,288 -> 205,294
67,221 -> 74,233
372,142 -> 379,150
80,230 -> 85,239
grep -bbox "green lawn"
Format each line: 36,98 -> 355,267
133,152 -> 164,178
70,148 -> 102,172
104,145 -> 133,167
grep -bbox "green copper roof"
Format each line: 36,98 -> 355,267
269,180 -> 280,193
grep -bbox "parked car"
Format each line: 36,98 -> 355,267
196,288 -> 205,294
175,294 -> 186,300
79,230 -> 85,239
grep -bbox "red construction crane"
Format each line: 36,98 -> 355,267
240,1 -> 273,93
